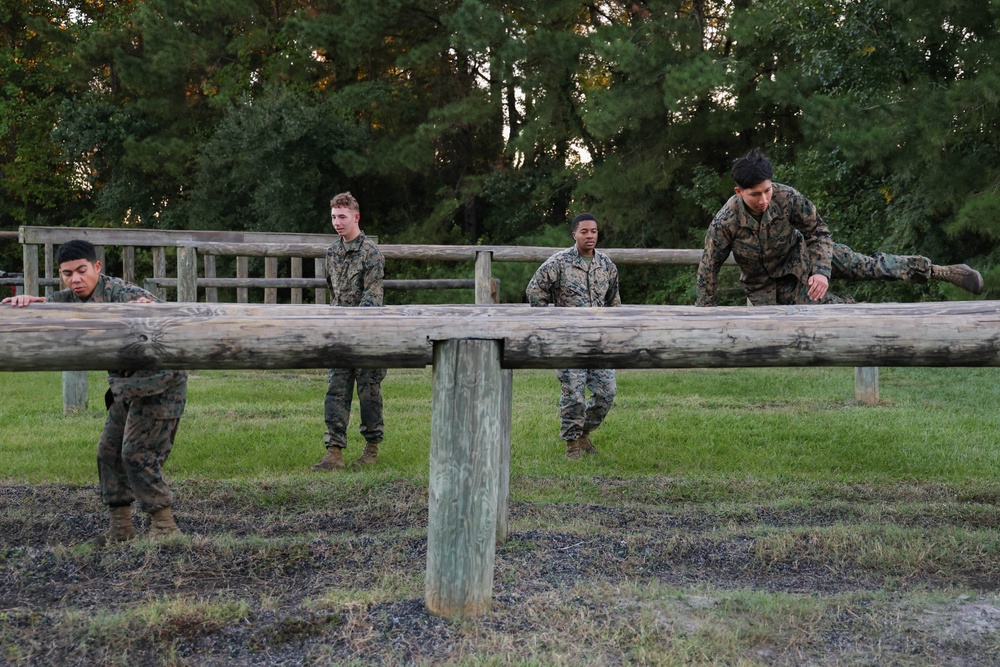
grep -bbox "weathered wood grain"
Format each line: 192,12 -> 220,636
425,339 -> 503,619
1,302 -> 998,371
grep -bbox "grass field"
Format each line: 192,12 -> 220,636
2,367 -> 999,665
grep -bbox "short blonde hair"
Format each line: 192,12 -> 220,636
330,191 -> 359,212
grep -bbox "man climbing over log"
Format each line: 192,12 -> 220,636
3,240 -> 187,543
526,212 -> 621,460
696,149 -> 985,307
311,191 -> 387,472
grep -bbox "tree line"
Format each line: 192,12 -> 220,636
1,0 -> 996,303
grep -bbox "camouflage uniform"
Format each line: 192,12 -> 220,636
323,232 -> 386,449
526,246 -> 620,441
696,183 -> 933,306
50,275 -> 187,512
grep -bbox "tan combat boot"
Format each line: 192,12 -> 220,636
349,442 -> 379,469
578,432 -> 599,456
149,507 -> 182,540
931,264 -> 984,295
94,505 -> 136,545
565,438 -> 582,460
311,447 -> 345,471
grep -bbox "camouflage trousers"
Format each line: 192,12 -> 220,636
98,398 -> 181,512
324,367 -> 387,449
556,368 -> 617,441
750,243 -> 933,306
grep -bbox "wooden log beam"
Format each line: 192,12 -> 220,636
145,277 -> 476,290
1,302 -> 998,372
182,241 -> 736,266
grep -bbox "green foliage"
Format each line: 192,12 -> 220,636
0,0 -> 996,301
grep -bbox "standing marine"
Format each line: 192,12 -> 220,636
526,212 -> 621,460
311,191 -> 388,471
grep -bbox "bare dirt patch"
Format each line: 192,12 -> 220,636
2,479 -> 999,665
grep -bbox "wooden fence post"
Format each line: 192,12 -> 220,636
43,243 -> 53,299
855,367 -> 879,405
475,250 -> 493,305
177,247 -> 198,302
203,255 -> 218,303
152,246 -> 167,300
123,246 -> 136,285
314,258 -> 326,305
236,256 -> 249,304
426,338 -> 504,620
496,368 -> 512,545
290,257 -> 303,305
62,371 -> 89,415
264,256 -> 278,304
22,243 -> 39,296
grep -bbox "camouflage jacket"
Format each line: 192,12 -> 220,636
325,232 -> 384,307
526,246 -> 621,308
696,183 -> 834,306
50,274 -> 187,417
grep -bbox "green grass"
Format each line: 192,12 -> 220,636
3,366 -> 999,665
1,366 -> 998,487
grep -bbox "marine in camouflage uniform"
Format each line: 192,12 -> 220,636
697,151 -> 983,306
52,275 -> 187,537
313,191 -> 387,471
526,212 -> 621,459
3,240 -> 187,542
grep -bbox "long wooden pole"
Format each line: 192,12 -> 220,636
2,302 -> 999,372
426,339 -> 503,620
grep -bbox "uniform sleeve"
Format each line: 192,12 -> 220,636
788,191 -> 833,278
605,261 -> 621,307
695,218 -> 733,307
324,247 -> 335,294
526,259 -> 557,306
358,248 -> 384,307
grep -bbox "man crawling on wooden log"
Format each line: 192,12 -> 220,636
696,149 -> 984,307
3,240 -> 187,544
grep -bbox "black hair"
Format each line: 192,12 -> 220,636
731,149 -> 774,189
571,212 -> 598,233
56,239 -> 98,265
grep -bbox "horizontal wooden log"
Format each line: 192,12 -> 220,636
1,302 -> 998,371
145,277 -> 476,290
20,225 -> 339,247
181,241 -> 732,265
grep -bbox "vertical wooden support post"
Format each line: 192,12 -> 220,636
205,255 -> 219,303
203,254 -> 218,303
22,243 -> 39,296
236,256 -> 249,304
63,371 -> 89,415
43,243 -> 53,298
426,338 -> 503,620
474,250 -> 493,305
94,245 -> 105,267
495,368 -> 512,545
290,257 -> 303,305
314,258 -> 327,305
123,246 -> 136,285
152,246 -> 167,300
855,367 -> 879,405
264,256 -> 278,304
177,247 -> 198,302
